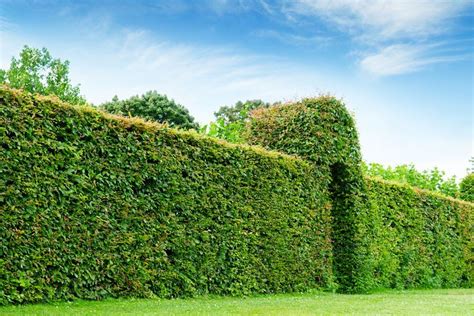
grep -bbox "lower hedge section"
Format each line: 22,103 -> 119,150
0,87 -> 334,304
365,177 -> 473,289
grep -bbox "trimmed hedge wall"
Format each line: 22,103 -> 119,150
246,97 -> 473,292
0,87 -> 334,304
1,87 -> 472,304
246,97 -> 373,292
366,177 -> 473,289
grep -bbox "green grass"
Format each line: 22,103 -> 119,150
1,289 -> 473,315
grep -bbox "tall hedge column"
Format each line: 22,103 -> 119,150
245,97 -> 374,292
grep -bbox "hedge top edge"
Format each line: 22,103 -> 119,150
1,85 -> 309,165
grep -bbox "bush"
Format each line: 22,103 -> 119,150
0,86 -> 333,304
99,91 -> 198,130
366,177 -> 472,289
460,173 -> 474,202
199,118 -> 246,144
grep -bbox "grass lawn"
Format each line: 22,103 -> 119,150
1,289 -> 472,315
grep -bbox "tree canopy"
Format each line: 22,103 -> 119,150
214,99 -> 270,124
200,99 -> 272,143
0,45 -> 86,105
362,162 -> 459,197
99,91 -> 199,130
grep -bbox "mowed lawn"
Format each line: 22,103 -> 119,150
1,289 -> 473,315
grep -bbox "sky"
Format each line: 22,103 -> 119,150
1,0 -> 473,178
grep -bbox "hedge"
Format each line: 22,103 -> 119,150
366,177 -> 473,289
246,97 -> 373,292
1,87 -> 472,304
0,86 -> 334,304
246,97 -> 473,292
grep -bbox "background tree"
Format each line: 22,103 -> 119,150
362,162 -> 459,197
0,45 -> 86,104
201,99 -> 273,143
100,91 -> 199,130
214,99 -> 270,124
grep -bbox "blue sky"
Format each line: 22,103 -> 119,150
1,0 -> 473,178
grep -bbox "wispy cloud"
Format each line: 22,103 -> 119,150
53,27 -> 328,122
360,43 -> 470,76
284,0 -> 470,41
280,0 -> 472,75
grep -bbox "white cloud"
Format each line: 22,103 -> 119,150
360,44 -> 470,76
282,0 -> 472,75
285,0 -> 470,41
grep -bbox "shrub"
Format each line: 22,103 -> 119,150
0,86 -> 333,304
99,91 -> 198,130
460,173 -> 474,202
199,118 -> 246,144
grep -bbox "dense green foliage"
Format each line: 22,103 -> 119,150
0,87 -> 333,305
0,46 -> 86,105
99,91 -> 198,130
245,97 -> 372,293
199,118 -> 246,144
460,173 -> 474,202
366,178 -> 472,289
1,87 -> 472,305
245,97 -> 473,293
362,162 -> 459,198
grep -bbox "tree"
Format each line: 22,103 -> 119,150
200,99 -> 272,143
362,162 -> 459,197
199,118 -> 246,143
0,45 -> 86,104
214,99 -> 270,124
100,91 -> 199,130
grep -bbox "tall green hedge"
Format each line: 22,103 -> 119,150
1,87 -> 472,305
246,97 -> 373,292
246,97 -> 473,293
366,177 -> 473,289
0,87 -> 334,304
